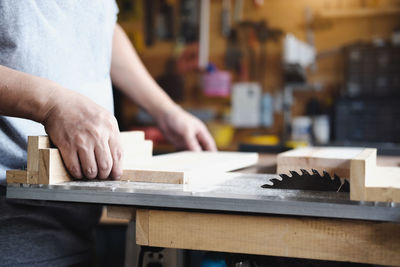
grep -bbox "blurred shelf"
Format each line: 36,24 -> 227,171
319,8 -> 400,19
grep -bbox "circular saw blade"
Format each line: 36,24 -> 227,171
262,169 -> 350,192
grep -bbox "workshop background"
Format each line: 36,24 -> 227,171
113,0 -> 400,154
97,0 -> 400,266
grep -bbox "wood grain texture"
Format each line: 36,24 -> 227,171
136,209 -> 400,266
121,169 -> 185,184
136,209 -> 149,246
351,149 -> 400,202
27,136 -> 51,184
277,147 -> 364,178
6,170 -> 28,184
39,148 -> 71,184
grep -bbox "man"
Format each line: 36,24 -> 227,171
0,1 -> 216,266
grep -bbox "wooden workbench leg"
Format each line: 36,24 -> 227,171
136,209 -> 150,246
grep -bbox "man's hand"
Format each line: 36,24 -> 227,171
43,89 -> 123,180
110,25 -> 217,151
156,105 -> 216,151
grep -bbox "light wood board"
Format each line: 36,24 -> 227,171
7,132 -> 258,185
277,147 -> 365,178
351,149 -> 400,202
136,209 -> 400,266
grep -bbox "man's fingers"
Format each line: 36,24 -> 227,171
94,141 -> 113,179
59,149 -> 83,179
78,146 -> 98,179
197,127 -> 217,151
184,134 -> 202,152
109,136 -> 123,180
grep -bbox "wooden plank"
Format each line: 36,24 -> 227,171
136,209 -> 149,246
27,136 -> 51,184
39,148 -> 71,184
123,140 -> 153,169
6,170 -> 28,184
277,147 -> 364,178
121,169 -> 185,184
351,149 -> 400,202
136,209 -> 400,266
99,207 -> 130,225
129,151 -> 259,174
350,149 -> 376,202
10,132 -> 257,185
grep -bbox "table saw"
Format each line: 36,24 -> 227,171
5,133 -> 400,266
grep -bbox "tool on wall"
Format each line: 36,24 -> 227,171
221,0 -> 231,37
179,0 -> 198,43
198,0 -> 210,69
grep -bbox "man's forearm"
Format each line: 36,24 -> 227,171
0,65 -> 58,123
110,24 -> 179,120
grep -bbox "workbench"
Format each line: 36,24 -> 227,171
7,154 -> 400,266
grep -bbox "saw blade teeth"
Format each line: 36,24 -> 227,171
322,171 -> 331,179
279,174 -> 290,180
300,169 -> 310,176
311,169 -> 320,177
289,170 -> 299,177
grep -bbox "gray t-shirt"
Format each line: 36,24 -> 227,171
0,1 -> 118,266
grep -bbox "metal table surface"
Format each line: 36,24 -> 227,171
7,172 -> 400,222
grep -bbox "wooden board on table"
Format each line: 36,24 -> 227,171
351,148 -> 400,203
277,147 -> 364,178
6,131 -> 153,185
123,151 -> 259,184
7,131 -> 258,186
136,209 -> 400,266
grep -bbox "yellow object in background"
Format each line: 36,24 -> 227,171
208,123 -> 235,149
245,135 -> 279,146
285,140 -> 309,149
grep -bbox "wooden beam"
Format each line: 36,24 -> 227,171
27,135 -> 51,184
136,209 -> 400,266
121,169 -> 185,184
277,147 -> 364,178
6,170 -> 28,184
38,148 -> 71,184
136,209 -> 150,246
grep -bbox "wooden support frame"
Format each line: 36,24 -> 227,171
136,209 -> 400,266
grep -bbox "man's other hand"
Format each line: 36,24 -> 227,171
156,105 -> 217,152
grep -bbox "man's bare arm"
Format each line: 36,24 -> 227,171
110,24 -> 216,151
0,65 -> 123,179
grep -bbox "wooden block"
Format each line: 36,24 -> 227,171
38,148 -> 71,184
106,206 -> 136,220
27,136 -> 51,183
6,170 -> 28,184
136,209 -> 149,246
99,207 -> 130,225
277,147 -> 364,178
123,140 -> 153,169
121,169 -> 185,184
136,209 -> 400,266
351,149 -> 400,202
